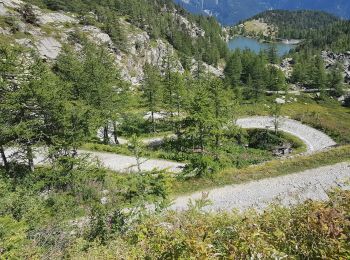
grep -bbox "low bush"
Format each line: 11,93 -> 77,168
67,190 -> 350,259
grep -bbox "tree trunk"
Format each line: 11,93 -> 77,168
112,121 -> 119,145
274,114 -> 279,135
103,124 -> 109,145
0,145 -> 9,173
199,123 -> 204,153
26,144 -> 34,172
151,111 -> 156,133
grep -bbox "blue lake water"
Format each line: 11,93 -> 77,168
228,36 -> 296,56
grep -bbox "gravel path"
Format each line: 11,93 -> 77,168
236,116 -> 336,152
82,150 -> 184,173
1,117 -> 336,173
170,162 -> 350,212
0,148 -> 185,173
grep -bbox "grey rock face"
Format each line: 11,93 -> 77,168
1,0 -> 22,9
321,51 -> 350,84
173,11 -> 205,38
37,12 -> 76,25
35,37 -> 62,59
0,3 -> 8,16
82,25 -> 113,45
0,27 -> 10,35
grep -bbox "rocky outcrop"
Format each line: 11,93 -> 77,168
321,51 -> 350,84
113,27 -> 184,85
0,3 -> 8,16
173,11 -> 205,38
82,25 -> 113,46
279,58 -> 294,78
35,37 -> 62,59
1,0 -> 22,8
37,11 -> 76,25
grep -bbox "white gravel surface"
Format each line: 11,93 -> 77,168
0,117 -> 337,174
171,162 -> 350,212
236,116 -> 336,152
0,148 -> 185,173
83,150 -> 184,173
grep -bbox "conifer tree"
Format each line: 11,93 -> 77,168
224,51 -> 242,89
328,62 -> 344,97
142,64 -> 162,133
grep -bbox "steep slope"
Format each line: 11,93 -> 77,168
174,0 -> 350,25
0,0 -> 225,84
26,0 -> 229,66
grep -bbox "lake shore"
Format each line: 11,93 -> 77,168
228,36 -> 297,56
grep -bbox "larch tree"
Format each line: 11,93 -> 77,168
142,64 -> 162,133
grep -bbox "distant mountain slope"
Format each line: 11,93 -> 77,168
174,0 -> 350,25
241,10 -> 340,39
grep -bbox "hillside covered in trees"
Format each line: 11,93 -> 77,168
299,20 -> 350,52
246,10 -> 340,39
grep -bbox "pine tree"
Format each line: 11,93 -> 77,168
81,43 -> 121,144
142,64 -> 162,133
312,55 -> 327,96
267,66 -> 286,91
328,62 -> 344,97
207,77 -> 236,149
267,45 -> 279,64
224,51 -> 242,89
0,45 -> 60,172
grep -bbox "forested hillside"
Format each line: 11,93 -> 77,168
246,10 -> 340,39
300,20 -> 350,52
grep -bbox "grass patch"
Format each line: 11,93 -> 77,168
239,96 -> 350,144
171,145 -> 350,196
282,100 -> 350,144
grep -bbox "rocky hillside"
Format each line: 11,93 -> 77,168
0,0 -> 224,85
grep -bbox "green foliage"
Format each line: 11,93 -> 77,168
248,129 -> 285,150
0,216 -> 32,259
141,64 -> 163,133
67,189 -> 350,259
249,10 -> 340,39
224,49 -> 286,98
302,21 -> 350,53
290,50 -> 342,97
